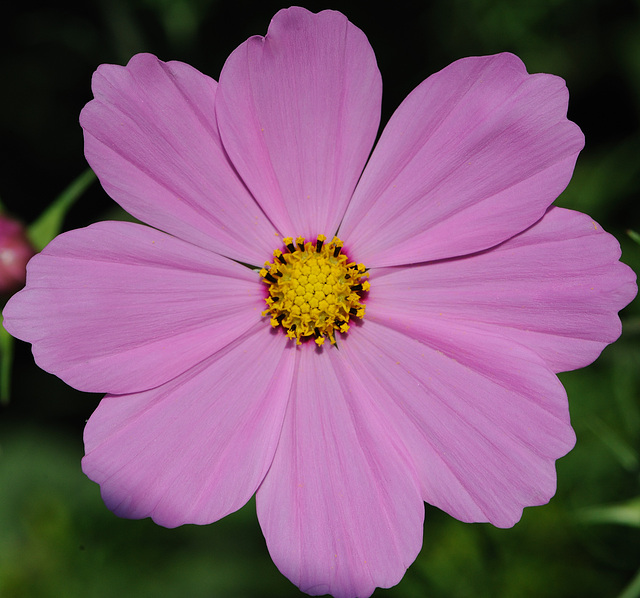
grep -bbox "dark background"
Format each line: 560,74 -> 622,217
1,1 -> 640,597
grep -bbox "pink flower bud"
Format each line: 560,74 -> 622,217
0,215 -> 35,295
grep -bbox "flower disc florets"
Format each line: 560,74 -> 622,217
260,235 -> 369,346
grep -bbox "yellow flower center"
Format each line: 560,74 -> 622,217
260,235 -> 369,346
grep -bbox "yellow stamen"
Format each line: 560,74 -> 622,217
260,236 -> 369,346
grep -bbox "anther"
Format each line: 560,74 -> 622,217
315,235 -> 326,252
284,237 -> 295,253
331,238 -> 344,258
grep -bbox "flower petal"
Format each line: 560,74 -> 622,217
80,53 -> 277,265
257,346 -> 423,598
216,7 -> 382,239
82,326 -> 295,527
340,53 -> 585,266
367,208 -> 637,373
2,221 -> 264,394
340,320 -> 576,527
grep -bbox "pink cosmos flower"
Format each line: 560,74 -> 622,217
3,6 -> 637,597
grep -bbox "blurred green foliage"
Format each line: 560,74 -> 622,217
1,0 -> 639,597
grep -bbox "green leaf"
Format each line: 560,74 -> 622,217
587,417 -> 639,471
628,229 -> 640,245
618,566 -> 640,598
0,312 -> 14,404
27,169 -> 96,251
578,496 -> 640,527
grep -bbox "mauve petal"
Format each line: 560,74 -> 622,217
82,327 -> 295,527
257,346 -> 423,598
340,53 -> 585,267
340,320 -> 575,527
216,7 -> 381,239
368,208 -> 637,373
80,53 -> 277,265
2,221 -> 263,394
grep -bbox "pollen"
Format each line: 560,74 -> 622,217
260,235 -> 369,346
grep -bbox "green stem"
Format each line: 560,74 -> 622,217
0,314 -> 13,404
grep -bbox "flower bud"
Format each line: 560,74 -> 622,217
0,215 -> 35,295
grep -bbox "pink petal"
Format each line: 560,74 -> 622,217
82,327 -> 295,527
80,53 -> 277,265
340,320 -> 576,527
216,7 -> 382,239
367,208 -> 637,373
2,221 -> 264,394
257,346 -> 423,598
340,53 -> 585,267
